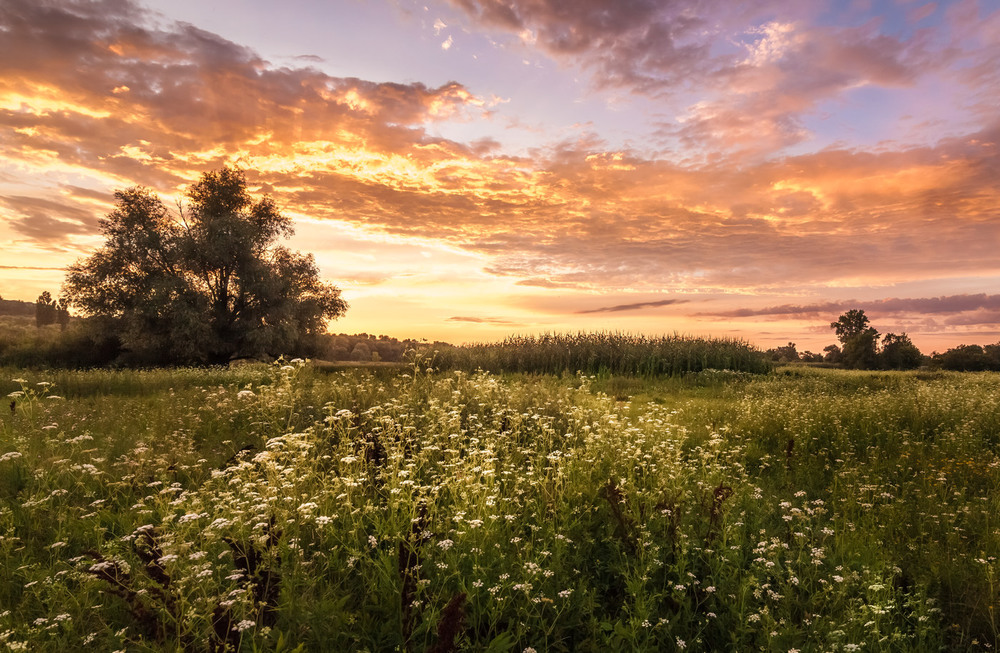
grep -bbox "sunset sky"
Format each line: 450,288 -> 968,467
1,0 -> 999,353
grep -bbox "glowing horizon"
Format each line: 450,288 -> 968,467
1,0 -> 999,354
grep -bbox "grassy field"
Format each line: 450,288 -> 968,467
1,363 -> 999,652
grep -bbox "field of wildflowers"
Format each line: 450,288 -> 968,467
1,362 -> 998,651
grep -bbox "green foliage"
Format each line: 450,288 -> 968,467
431,332 -> 772,376
823,343 -> 843,364
829,309 -> 873,342
879,333 -> 923,370
831,310 -> 880,369
1,366 -> 999,651
765,342 -> 798,362
32,293 -> 69,331
62,167 -> 347,365
841,328 -> 880,369
829,311 -> 929,371
34,292 -> 56,328
935,344 -> 992,371
318,333 -> 430,363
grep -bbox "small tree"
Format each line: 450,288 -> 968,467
55,299 -> 70,330
879,333 -> 922,370
775,342 -> 798,362
831,309 -> 879,369
823,344 -> 843,364
35,291 -> 57,328
63,167 -> 348,364
349,341 -> 372,362
985,343 -> 1000,371
800,351 -> 824,363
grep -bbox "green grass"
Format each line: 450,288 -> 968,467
430,332 -> 772,377
1,363 -> 998,651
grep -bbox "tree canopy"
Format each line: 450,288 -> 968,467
879,333 -> 922,370
830,309 -> 880,369
63,167 -> 347,364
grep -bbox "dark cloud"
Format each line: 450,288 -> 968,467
446,0 -> 741,92
577,299 -> 689,314
446,1 -> 940,93
702,294 -> 1000,321
448,0 -> 959,162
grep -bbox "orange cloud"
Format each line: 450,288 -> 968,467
2,0 -> 1000,349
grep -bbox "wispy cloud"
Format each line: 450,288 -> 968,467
447,316 -> 524,325
577,299 -> 689,314
0,265 -> 68,270
702,294 -> 1000,319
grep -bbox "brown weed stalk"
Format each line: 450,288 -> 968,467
705,482 -> 733,544
600,478 -> 637,553
427,592 -> 467,653
399,502 -> 429,650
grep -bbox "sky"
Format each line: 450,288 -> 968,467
1,0 -> 999,353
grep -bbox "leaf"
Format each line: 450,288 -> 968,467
485,630 -> 517,652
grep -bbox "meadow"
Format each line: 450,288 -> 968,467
1,362 -> 998,652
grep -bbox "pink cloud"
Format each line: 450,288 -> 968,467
2,0 -> 998,304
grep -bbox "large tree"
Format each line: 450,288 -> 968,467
830,309 -> 879,369
63,167 -> 347,364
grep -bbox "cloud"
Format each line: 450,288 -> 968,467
291,54 -> 325,63
515,278 -> 577,289
702,294 -> 1000,320
447,0 -> 739,93
447,316 -> 523,325
576,299 -> 689,314
1,0 -> 999,302
0,265 -> 67,270
0,194 -> 102,243
0,0 -> 488,189
446,0 -> 970,161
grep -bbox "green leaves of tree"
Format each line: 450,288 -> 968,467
63,168 -> 347,364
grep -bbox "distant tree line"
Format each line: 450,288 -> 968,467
316,333 -> 451,363
766,308 -> 1000,372
932,344 -> 1000,371
0,297 -> 35,317
0,313 -> 448,368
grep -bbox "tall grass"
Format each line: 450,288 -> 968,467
432,332 -> 772,376
3,364 -> 998,651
